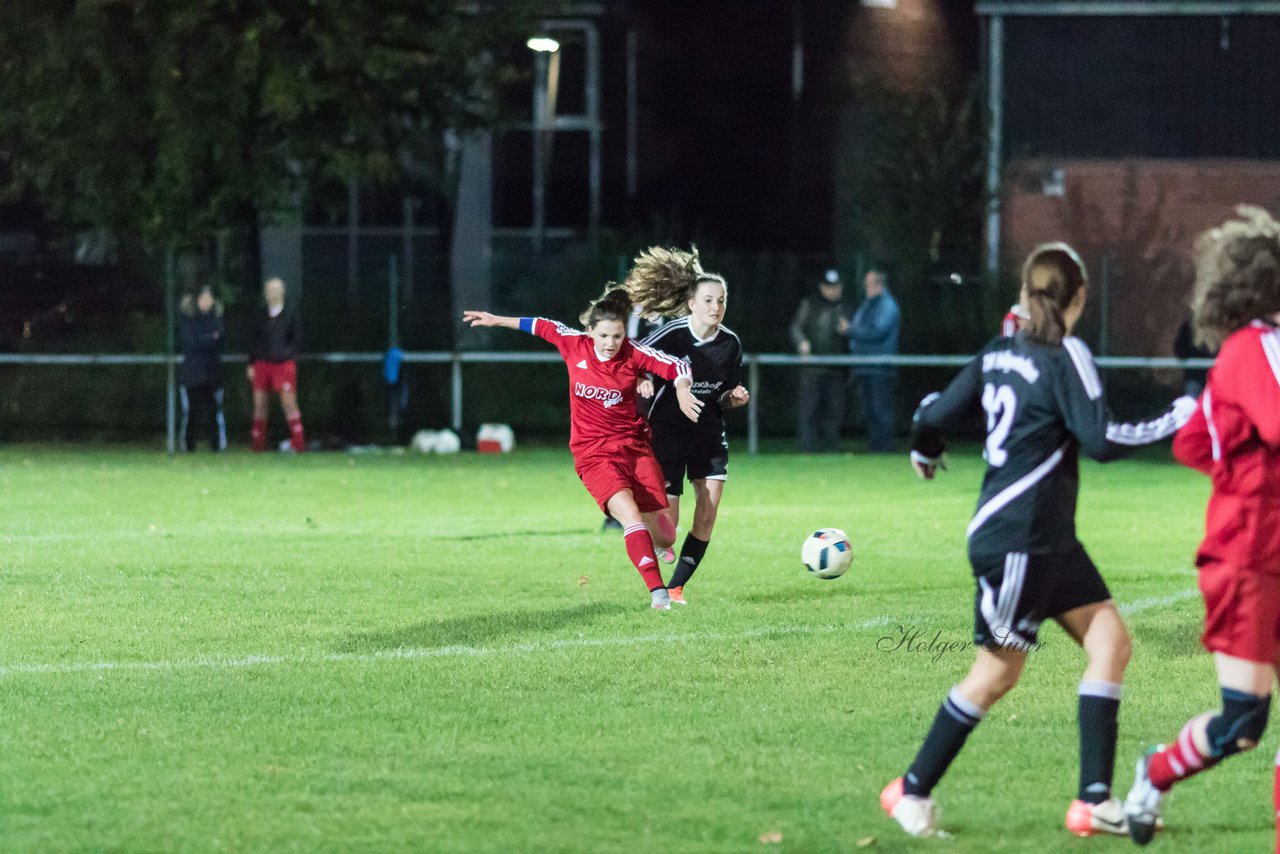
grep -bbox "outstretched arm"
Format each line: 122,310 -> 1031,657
462,311 -> 521,330
1056,339 -> 1194,461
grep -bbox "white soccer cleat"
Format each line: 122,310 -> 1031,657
880,777 -> 946,838
1065,797 -> 1127,837
1124,747 -> 1165,846
655,546 -> 676,564
650,588 -> 672,610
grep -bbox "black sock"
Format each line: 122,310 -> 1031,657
668,534 -> 709,588
1078,681 -> 1121,804
903,687 -> 985,798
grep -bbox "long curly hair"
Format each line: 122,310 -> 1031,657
578,286 -> 633,328
621,246 -> 726,319
1020,242 -> 1087,346
1192,205 -> 1280,349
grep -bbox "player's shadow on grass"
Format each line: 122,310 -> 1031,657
338,602 -> 626,653
1132,618 -> 1205,659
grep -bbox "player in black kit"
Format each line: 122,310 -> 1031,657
622,247 -> 749,605
880,243 -> 1196,840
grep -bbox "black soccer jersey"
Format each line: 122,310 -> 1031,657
912,334 -> 1192,562
641,319 -> 744,433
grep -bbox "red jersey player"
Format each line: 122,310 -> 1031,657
1002,302 -> 1028,337
1124,206 -> 1280,847
463,287 -> 701,609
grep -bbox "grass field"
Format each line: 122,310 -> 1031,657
1,445 -> 1271,852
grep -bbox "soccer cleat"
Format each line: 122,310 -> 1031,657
1065,798 -> 1127,837
656,546 -> 676,564
880,777 -> 944,838
650,588 -> 672,610
1124,746 -> 1166,846
668,585 -> 687,605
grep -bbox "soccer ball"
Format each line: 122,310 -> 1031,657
802,528 -> 853,579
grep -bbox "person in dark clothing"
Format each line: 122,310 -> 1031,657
1173,313 -> 1214,398
848,269 -> 901,453
790,269 -> 850,453
178,286 -> 226,452
248,277 -> 306,452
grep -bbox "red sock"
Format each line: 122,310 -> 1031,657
623,523 -> 665,591
250,417 -> 267,452
287,413 -> 306,452
1149,720 -> 1218,791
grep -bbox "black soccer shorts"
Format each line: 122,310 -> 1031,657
651,425 -> 728,497
968,542 -> 1112,650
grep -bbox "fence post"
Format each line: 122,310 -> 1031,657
1099,253 -> 1111,357
165,246 -> 177,456
747,355 -> 760,456
451,354 -> 463,434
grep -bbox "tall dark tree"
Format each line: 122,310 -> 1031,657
0,0 -> 535,282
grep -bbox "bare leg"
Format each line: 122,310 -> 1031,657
643,495 -> 679,549
252,389 -> 269,420
1056,600 -> 1132,684
278,387 -> 301,421
688,478 -> 723,540
956,645 -> 1027,710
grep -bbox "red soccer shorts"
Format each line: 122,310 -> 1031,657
575,440 -> 669,515
251,360 -> 298,393
1198,562 -> 1280,664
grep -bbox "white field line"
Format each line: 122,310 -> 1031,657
0,590 -> 1197,679
1117,588 -> 1200,616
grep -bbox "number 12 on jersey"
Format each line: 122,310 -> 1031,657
982,383 -> 1017,467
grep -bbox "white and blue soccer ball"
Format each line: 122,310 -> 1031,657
802,528 -> 853,579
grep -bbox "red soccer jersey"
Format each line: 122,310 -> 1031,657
524,317 -> 691,457
1173,320 -> 1280,573
1001,311 -> 1019,337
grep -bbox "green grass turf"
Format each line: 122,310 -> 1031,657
0,446 -> 1268,852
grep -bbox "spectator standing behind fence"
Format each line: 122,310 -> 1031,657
178,285 -> 227,452
1173,313 -> 1213,398
790,269 -> 850,453
248,277 -> 307,453
848,269 -> 901,453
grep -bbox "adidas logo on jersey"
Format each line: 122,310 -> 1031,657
576,359 -> 588,370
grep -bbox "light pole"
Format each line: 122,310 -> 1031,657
528,36 -> 560,252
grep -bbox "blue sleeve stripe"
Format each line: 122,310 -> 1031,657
518,317 -> 535,334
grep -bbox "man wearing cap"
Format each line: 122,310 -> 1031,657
790,269 -> 851,453
848,268 -> 900,453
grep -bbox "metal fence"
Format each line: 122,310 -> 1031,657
0,351 -> 1214,454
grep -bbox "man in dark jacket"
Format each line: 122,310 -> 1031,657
179,286 -> 226,451
848,269 -> 900,453
248,277 -> 306,452
790,269 -> 850,453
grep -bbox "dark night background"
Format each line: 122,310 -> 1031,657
6,1 -> 1280,441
